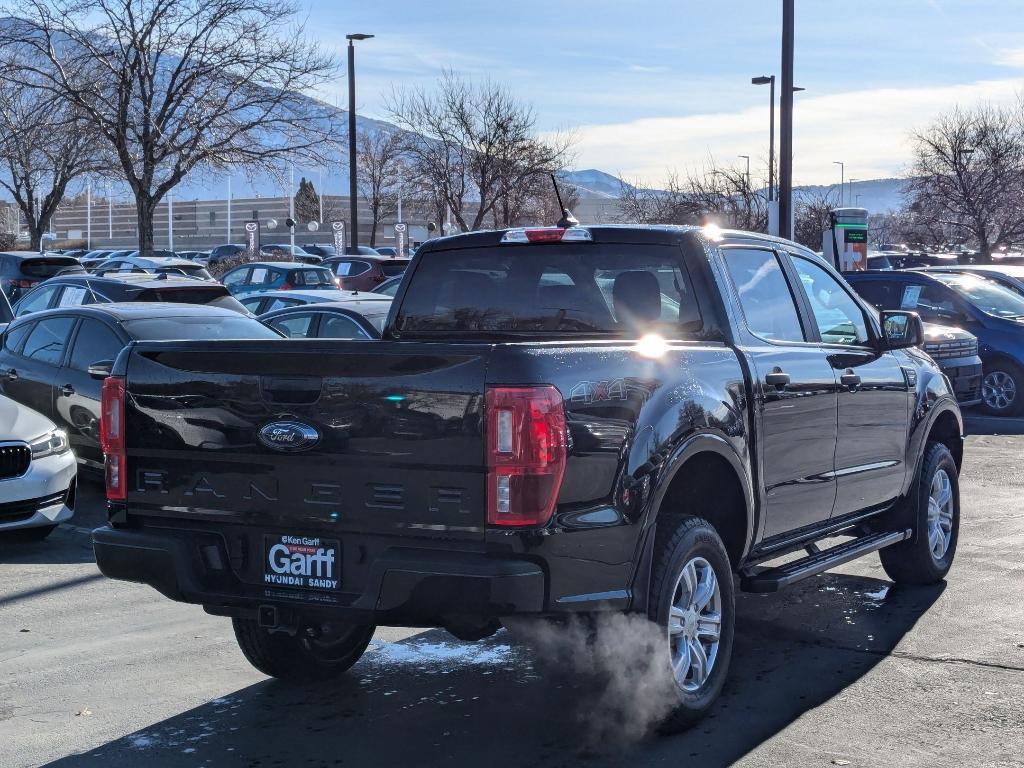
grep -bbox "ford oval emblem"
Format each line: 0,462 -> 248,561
258,421 -> 320,452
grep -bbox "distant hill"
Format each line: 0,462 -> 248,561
796,178 -> 908,214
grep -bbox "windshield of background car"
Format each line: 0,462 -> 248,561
930,272 -> 1024,320
395,243 -> 702,337
123,316 -> 280,340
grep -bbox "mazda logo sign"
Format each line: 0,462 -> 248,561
258,421 -> 320,452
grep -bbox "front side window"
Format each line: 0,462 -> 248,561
790,256 -> 870,345
3,322 -> 32,353
21,317 -> 76,365
721,248 -> 805,343
222,267 -> 249,287
68,319 -> 123,371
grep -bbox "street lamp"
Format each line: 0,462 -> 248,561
346,33 -> 374,253
848,178 -> 858,208
751,75 -> 775,200
738,154 -> 751,190
832,161 -> 844,205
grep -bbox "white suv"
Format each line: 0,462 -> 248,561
0,395 -> 76,540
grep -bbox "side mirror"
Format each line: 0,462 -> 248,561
880,310 -> 924,350
87,360 -> 114,380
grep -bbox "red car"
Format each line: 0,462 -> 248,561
322,255 -> 410,292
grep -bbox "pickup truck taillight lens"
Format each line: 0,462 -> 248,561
101,376 -> 127,501
486,386 -> 567,527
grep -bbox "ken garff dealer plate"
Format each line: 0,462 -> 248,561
258,421 -> 321,452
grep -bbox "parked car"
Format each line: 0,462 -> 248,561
922,264 -> 1024,298
59,249 -> 89,260
847,269 -> 1024,415
0,304 -> 280,469
301,244 -> 338,258
94,224 -> 961,730
919,323 -> 984,407
260,244 -> 322,264
176,250 -> 209,262
0,394 -> 76,541
93,256 -> 214,281
322,255 -> 411,291
374,246 -> 399,258
259,296 -> 393,338
372,275 -> 403,297
207,244 -> 248,266
11,273 -> 252,318
220,262 -> 339,297
79,250 -> 113,269
238,288 -> 354,315
1,253 -> 82,303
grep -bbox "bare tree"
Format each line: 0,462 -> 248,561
388,71 -> 572,232
907,103 -> 1024,261
2,0 -> 339,255
356,129 -> 406,246
0,50 -> 105,250
615,173 -> 693,225
793,187 -> 841,249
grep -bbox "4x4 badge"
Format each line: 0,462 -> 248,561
258,421 -> 320,452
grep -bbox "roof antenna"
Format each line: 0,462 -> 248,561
550,173 -> 579,228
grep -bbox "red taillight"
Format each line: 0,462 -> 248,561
500,227 -> 592,244
486,386 -> 567,527
101,377 -> 127,501
279,282 -> 293,291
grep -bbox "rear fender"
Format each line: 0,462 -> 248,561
628,432 -> 754,613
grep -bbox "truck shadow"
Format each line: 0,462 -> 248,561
44,573 -> 943,768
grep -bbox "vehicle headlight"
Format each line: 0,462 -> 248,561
30,429 -> 70,459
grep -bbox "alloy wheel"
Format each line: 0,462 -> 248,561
667,556 -> 722,692
927,468 -> 955,561
982,370 -> 1017,412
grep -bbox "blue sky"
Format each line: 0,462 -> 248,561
308,1 -> 1022,186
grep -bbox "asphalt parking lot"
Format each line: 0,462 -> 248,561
2,416 -> 1024,768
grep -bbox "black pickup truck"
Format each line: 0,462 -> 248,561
93,225 -> 963,729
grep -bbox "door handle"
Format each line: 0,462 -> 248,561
4,368 -> 17,381
840,370 -> 862,389
60,384 -> 75,397
765,369 -> 791,389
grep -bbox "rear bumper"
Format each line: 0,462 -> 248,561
93,524 -> 545,623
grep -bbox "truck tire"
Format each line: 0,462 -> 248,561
879,442 -> 960,585
981,359 -> 1024,416
649,516 -> 735,733
232,617 -> 375,682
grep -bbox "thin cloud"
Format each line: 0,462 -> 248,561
561,77 -> 1022,187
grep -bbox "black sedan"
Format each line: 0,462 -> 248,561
259,297 -> 393,340
0,303 -> 280,468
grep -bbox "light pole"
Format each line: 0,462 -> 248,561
318,166 -> 324,225
751,75 -> 775,200
107,181 -> 112,239
848,178 -> 858,207
832,161 -> 844,204
778,0 -> 794,239
346,33 -> 374,253
738,155 -> 751,191
227,175 -> 232,242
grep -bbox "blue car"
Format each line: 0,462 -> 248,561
847,269 -> 1024,415
219,262 -> 339,297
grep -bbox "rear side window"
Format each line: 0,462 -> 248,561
335,260 -> 370,276
21,317 -> 76,365
722,248 -> 805,343
381,261 -> 409,277
269,314 -> 316,338
3,322 -> 32,352
15,284 -> 60,316
319,313 -> 372,339
396,244 -> 701,337
123,316 -> 280,340
291,269 -> 332,286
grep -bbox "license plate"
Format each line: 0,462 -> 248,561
263,534 -> 341,591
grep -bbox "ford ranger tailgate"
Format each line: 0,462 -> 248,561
122,340 -> 488,541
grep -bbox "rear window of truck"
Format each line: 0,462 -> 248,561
396,244 -> 702,337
